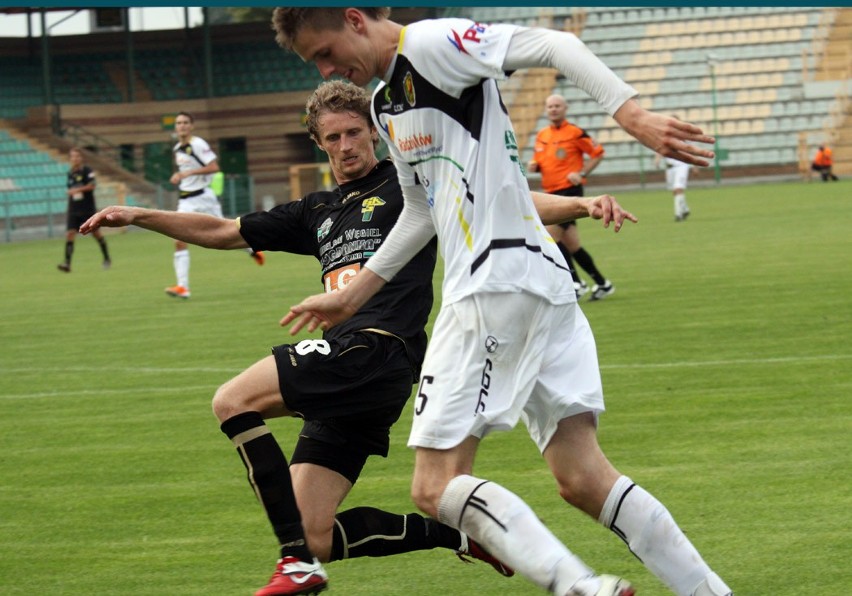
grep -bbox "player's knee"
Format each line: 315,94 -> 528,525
410,482 -> 441,518
211,380 -> 246,422
303,521 -> 334,563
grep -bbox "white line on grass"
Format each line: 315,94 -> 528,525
2,354 -> 849,400
600,353 -> 852,370
1,384 -> 218,400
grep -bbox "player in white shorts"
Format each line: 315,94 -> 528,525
411,292 -> 603,452
277,8 -> 731,596
168,111 -> 263,299
657,153 -> 692,222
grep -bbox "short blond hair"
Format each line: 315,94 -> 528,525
305,80 -> 373,145
271,7 -> 391,50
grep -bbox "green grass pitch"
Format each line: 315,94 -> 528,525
0,179 -> 850,594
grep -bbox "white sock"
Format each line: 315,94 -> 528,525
599,476 -> 730,596
675,192 -> 689,216
438,474 -> 594,595
174,249 -> 190,289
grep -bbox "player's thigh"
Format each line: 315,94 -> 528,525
524,303 -> 604,452
410,293 -> 552,450
212,355 -> 289,420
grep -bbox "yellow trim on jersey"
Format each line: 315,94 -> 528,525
398,26 -> 407,54
235,216 -> 242,229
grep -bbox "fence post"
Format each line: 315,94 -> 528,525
3,194 -> 10,243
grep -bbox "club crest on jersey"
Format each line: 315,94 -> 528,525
317,217 -> 333,241
448,22 -> 488,54
403,72 -> 415,107
360,196 -> 386,222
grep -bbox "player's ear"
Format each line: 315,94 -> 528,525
345,8 -> 366,33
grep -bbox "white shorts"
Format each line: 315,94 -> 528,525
176,189 -> 223,218
408,292 -> 604,453
666,166 -> 689,191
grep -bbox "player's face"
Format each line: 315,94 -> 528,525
292,24 -> 378,87
545,98 -> 568,124
174,115 -> 193,140
316,110 -> 378,185
69,150 -> 82,169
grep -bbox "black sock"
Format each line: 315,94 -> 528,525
64,241 -> 74,264
557,242 -> 581,284
572,247 -> 606,286
97,237 -> 110,261
220,411 -> 312,562
330,507 -> 462,560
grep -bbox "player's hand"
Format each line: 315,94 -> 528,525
79,206 -> 136,235
614,100 -> 714,167
585,195 -> 637,232
567,171 -> 584,186
169,172 -> 182,185
281,292 -> 358,334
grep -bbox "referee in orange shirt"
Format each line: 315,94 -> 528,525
528,94 -> 615,301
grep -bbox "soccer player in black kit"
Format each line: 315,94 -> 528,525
58,147 -> 110,272
81,80 -> 633,596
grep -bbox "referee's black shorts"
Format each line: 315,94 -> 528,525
552,185 -> 584,229
272,330 -> 414,484
67,208 -> 96,231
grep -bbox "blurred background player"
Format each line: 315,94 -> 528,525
655,153 -> 693,222
811,144 -> 839,181
167,111 -> 262,299
57,147 -> 110,273
528,94 -> 615,301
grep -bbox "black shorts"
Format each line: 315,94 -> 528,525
273,331 -> 415,484
552,185 -> 583,230
67,209 -> 96,231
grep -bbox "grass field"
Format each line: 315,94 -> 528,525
1,180 -> 850,595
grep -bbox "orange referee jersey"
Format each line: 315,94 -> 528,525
531,120 -> 605,193
814,147 -> 833,167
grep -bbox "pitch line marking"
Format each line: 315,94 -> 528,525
600,353 -> 852,370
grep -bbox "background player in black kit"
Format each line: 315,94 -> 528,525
58,147 -> 110,272
81,80 -> 631,596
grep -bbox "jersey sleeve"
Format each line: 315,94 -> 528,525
193,137 -> 218,166
238,202 -> 314,255
578,133 -> 605,158
503,27 -> 637,116
401,19 -> 518,94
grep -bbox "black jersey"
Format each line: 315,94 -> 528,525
239,159 -> 436,372
66,165 -> 96,215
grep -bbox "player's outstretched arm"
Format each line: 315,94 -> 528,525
282,267 -> 388,334
80,206 -> 248,250
531,192 -> 637,232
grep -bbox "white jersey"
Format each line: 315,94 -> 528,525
173,136 -> 217,193
372,19 -> 576,306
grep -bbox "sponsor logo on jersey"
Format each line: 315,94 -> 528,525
397,133 -> 433,152
448,22 -> 488,54
323,262 -> 361,293
403,71 -> 416,107
317,217 -> 333,241
360,196 -> 386,222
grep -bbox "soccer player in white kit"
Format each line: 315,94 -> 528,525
657,154 -> 692,221
167,111 -> 223,298
276,9 -> 732,596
